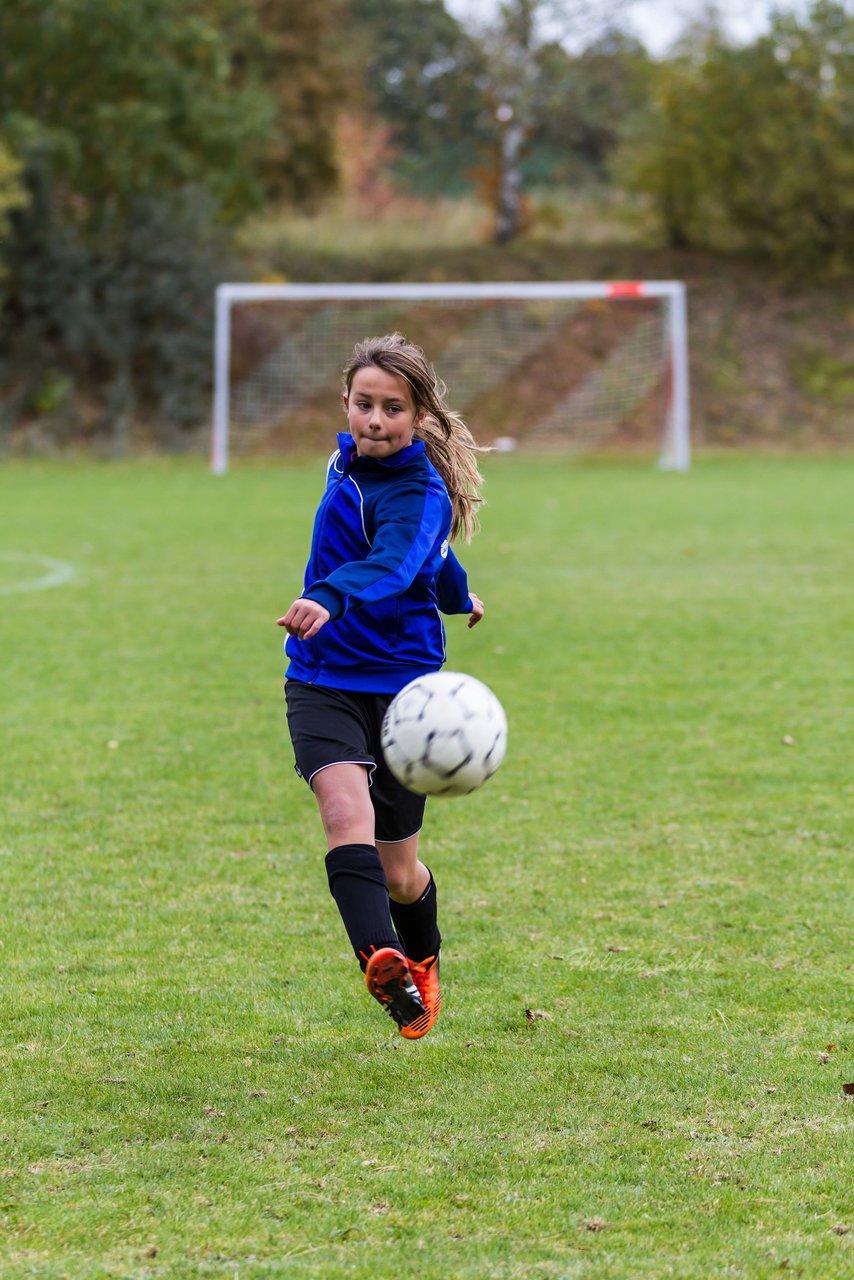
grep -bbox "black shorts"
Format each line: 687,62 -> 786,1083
284,679 -> 426,843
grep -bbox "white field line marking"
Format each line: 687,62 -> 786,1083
0,552 -> 79,595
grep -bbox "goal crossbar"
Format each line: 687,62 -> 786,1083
212,280 -> 690,472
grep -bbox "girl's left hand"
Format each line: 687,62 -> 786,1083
467,592 -> 484,628
276,598 -> 331,640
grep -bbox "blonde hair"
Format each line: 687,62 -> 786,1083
344,333 -> 486,542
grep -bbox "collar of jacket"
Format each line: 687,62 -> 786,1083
337,432 -> 427,471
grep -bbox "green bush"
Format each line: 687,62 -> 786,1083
3,176 -> 233,445
0,0 -> 343,445
618,1 -> 854,269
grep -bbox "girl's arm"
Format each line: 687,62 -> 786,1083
436,545 -> 484,627
300,478 -> 449,620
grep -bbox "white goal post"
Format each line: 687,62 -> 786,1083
211,280 -> 690,473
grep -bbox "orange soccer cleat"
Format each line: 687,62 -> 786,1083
400,953 -> 441,1040
364,948 -> 426,1034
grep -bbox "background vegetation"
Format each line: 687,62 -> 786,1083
0,0 -> 851,449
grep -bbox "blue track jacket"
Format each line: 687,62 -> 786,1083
285,432 -> 473,694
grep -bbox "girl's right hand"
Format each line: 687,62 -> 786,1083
276,598 -> 331,640
467,592 -> 484,628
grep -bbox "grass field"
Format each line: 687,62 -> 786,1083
1,455 -> 852,1279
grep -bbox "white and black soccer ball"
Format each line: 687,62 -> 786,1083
381,671 -> 508,797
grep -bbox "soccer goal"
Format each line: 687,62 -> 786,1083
211,281 -> 690,473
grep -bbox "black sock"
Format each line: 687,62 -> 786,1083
388,870 -> 441,963
325,843 -> 402,970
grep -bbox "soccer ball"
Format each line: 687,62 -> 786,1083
381,671 -> 508,797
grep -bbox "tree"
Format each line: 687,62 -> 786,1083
0,141 -> 26,281
616,54 -> 713,249
0,0 -> 277,223
708,0 -> 854,265
347,0 -> 489,194
248,0 -> 350,206
621,0 -> 854,266
0,0 -> 280,442
0,0 -> 348,442
531,30 -> 653,185
464,0 -> 631,242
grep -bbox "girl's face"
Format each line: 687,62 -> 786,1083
344,365 -> 423,459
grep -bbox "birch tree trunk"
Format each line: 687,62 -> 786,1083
495,116 -> 527,243
490,0 -> 535,244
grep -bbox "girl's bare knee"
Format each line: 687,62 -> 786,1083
383,862 -> 426,903
312,765 -> 373,846
322,800 -> 364,845
317,793 -> 373,846
384,870 -> 409,900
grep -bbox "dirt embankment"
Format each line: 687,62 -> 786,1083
246,242 -> 853,452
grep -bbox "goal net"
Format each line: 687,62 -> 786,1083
211,282 -> 690,472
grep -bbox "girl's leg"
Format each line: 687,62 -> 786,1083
285,684 -> 428,1033
375,834 -> 429,903
312,761 -> 375,847
377,834 -> 441,965
312,764 -> 400,966
378,833 -> 442,1036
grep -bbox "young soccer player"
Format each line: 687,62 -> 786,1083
277,332 -> 485,1039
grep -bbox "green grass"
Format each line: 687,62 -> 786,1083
235,188 -> 654,274
1,455 -> 852,1279
237,194 -> 492,263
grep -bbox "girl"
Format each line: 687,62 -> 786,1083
277,333 -> 486,1039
